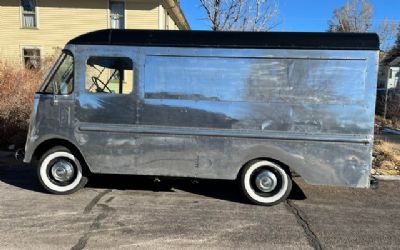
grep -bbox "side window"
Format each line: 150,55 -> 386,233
21,0 -> 37,28
85,57 -> 134,94
44,53 -> 74,95
22,47 -> 41,70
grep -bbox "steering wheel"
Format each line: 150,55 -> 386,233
90,76 -> 112,93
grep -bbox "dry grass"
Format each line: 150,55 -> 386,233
373,140 -> 400,175
0,59 -> 54,147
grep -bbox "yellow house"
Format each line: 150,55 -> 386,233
0,0 -> 189,68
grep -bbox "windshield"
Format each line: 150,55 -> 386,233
42,52 -> 74,95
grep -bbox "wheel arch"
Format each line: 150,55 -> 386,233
235,146 -> 304,180
32,138 -> 91,174
238,157 -> 293,178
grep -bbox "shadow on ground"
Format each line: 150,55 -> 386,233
0,153 -> 306,204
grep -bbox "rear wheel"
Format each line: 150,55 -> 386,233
38,146 -> 88,194
240,160 -> 292,206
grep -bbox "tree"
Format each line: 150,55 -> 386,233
328,0 -> 398,51
377,18 -> 398,52
199,0 -> 279,31
328,0 -> 373,32
384,25 -> 400,62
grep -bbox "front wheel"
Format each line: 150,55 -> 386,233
240,160 -> 292,206
38,146 -> 88,194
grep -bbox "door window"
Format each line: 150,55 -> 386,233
85,56 -> 134,94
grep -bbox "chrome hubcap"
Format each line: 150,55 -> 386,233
255,170 -> 277,192
51,159 -> 75,182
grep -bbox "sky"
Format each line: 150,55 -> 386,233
181,0 -> 400,32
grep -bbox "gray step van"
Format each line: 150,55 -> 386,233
23,29 -> 379,205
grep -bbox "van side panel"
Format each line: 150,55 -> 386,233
69,46 -> 377,188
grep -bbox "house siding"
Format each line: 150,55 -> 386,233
1,0 -> 109,62
167,13 -> 178,30
126,1 -> 159,29
0,0 -> 182,65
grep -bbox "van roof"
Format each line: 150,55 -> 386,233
67,29 -> 379,51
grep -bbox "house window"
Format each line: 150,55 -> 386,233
86,57 -> 134,94
21,0 -> 37,28
109,1 -> 125,29
22,48 -> 41,69
389,69 -> 393,79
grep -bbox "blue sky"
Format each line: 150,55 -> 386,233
181,0 -> 400,32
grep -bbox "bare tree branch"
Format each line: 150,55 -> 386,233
377,18 -> 398,51
384,25 -> 400,62
328,0 -> 373,32
199,0 -> 279,31
328,0 -> 397,51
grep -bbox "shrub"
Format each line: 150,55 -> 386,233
373,140 -> 400,175
375,90 -> 400,127
0,60 -> 53,148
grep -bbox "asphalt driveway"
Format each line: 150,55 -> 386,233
0,155 -> 399,250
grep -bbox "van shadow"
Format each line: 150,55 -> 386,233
0,160 -> 306,204
88,174 -> 307,204
0,163 -> 44,193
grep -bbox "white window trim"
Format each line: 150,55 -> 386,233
107,0 -> 110,29
158,4 -> 164,30
36,0 -> 40,28
20,0 -> 40,29
124,0 -> 127,29
20,45 -> 43,68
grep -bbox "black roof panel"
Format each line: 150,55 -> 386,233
67,29 -> 380,50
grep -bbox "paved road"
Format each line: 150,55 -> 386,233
376,130 -> 400,145
376,133 -> 400,145
0,154 -> 399,250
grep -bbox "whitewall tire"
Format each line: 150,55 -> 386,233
240,160 -> 292,206
38,146 -> 88,194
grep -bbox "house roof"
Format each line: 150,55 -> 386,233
163,0 -> 190,30
68,29 -> 379,50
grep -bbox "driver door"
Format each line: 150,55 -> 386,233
36,51 -> 75,133
75,53 -> 138,174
